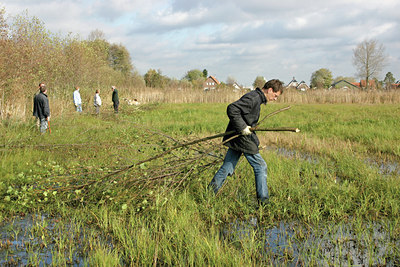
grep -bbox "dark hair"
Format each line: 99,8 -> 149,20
263,79 -> 284,93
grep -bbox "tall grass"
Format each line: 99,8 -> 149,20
1,102 -> 400,265
2,85 -> 400,122
280,87 -> 400,104
121,86 -> 400,105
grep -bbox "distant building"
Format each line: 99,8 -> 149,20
296,81 -> 310,91
232,82 -> 241,90
330,80 -> 359,90
203,76 -> 220,91
393,80 -> 400,89
352,80 -> 376,89
286,77 -> 298,88
286,77 -> 309,91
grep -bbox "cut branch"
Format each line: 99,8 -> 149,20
56,106 -> 300,191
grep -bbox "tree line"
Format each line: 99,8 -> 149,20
1,7 -> 397,110
0,8 -> 144,105
308,39 -> 396,90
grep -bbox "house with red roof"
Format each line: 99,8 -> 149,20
392,80 -> 400,89
203,76 -> 220,91
351,80 -> 376,89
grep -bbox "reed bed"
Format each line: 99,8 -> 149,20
280,88 -> 400,104
1,86 -> 400,121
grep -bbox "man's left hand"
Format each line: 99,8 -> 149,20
241,126 -> 252,135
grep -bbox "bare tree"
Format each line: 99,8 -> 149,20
352,39 -> 387,90
226,75 -> 237,85
88,29 -> 106,41
0,7 -> 8,40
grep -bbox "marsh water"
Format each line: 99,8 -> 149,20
1,213 -> 398,265
223,217 -> 399,266
264,146 -> 400,176
0,214 -> 114,266
1,214 -> 79,265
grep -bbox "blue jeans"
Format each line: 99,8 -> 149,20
39,118 -> 48,133
76,104 -> 82,112
209,148 -> 269,202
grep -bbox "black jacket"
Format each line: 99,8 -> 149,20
223,88 -> 267,154
112,89 -> 119,104
33,92 -> 50,120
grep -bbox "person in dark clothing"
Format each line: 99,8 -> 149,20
33,83 -> 51,133
208,79 -> 284,204
111,86 -> 119,113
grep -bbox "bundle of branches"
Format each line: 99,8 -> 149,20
38,106 -> 299,211
39,130 -> 226,211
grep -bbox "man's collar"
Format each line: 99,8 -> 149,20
255,87 -> 267,104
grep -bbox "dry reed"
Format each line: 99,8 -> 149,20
1,86 -> 400,121
280,88 -> 400,104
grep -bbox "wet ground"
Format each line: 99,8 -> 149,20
223,218 -> 400,266
1,212 -> 399,265
264,146 -> 400,176
1,147 -> 398,265
0,214 -> 114,266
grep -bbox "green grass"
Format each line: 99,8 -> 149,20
0,102 -> 399,265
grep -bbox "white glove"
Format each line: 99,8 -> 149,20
241,125 -> 252,135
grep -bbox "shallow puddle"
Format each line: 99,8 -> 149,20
0,214 -> 114,266
1,213 -> 399,265
365,158 -> 400,176
223,218 -> 400,265
264,146 -> 400,176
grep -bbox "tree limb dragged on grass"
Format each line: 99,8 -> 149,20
38,106 -> 300,208
73,106 -> 299,189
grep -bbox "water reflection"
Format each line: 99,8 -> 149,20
264,146 -> 400,176
0,214 -> 113,266
223,218 -> 400,266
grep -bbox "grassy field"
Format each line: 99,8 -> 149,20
1,102 -> 399,265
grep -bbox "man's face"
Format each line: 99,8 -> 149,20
39,84 -> 46,93
265,87 -> 281,102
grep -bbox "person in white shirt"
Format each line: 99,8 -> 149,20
94,89 -> 102,114
73,86 -> 82,112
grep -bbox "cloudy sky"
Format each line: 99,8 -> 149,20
1,0 -> 399,86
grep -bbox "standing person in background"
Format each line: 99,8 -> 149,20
33,82 -> 51,134
111,85 -> 119,114
94,89 -> 102,115
73,86 -> 82,113
208,79 -> 284,206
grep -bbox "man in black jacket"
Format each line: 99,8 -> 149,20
208,79 -> 284,204
111,86 -> 119,113
33,83 -> 51,133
